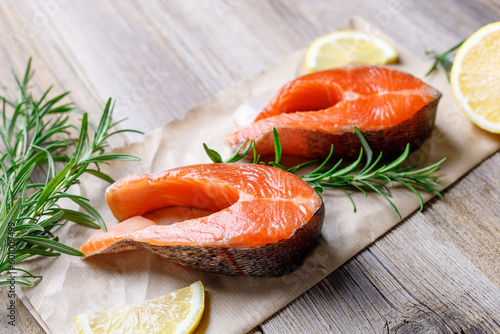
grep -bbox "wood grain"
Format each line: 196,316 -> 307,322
0,290 -> 44,334
0,0 -> 498,333
424,153 -> 500,287
260,212 -> 500,333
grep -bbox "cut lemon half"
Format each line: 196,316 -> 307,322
450,22 -> 500,134
305,30 -> 398,72
75,281 -> 205,334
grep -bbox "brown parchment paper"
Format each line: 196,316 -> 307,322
19,18 -> 500,334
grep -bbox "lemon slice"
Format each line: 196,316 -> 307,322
305,30 -> 398,72
450,22 -> 500,134
75,281 -> 205,334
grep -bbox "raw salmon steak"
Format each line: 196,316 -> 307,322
80,163 -> 324,277
225,66 -> 442,159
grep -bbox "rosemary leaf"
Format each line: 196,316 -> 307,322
15,248 -> 61,257
273,128 -> 282,165
45,209 -> 101,229
0,276 -> 34,287
87,153 -> 141,163
16,236 -> 84,257
226,139 -> 251,163
14,224 -> 45,232
84,169 -> 116,183
203,143 -> 223,163
69,197 -> 106,231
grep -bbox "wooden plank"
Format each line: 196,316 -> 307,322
0,1 -> 128,148
0,0 -> 151,148
260,211 -> 500,333
3,0 -> 492,141
0,289 -> 44,334
424,152 -> 500,287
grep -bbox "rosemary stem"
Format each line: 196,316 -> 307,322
203,127 -> 445,218
0,58 -> 142,286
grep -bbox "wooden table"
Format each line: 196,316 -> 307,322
1,1 -> 499,333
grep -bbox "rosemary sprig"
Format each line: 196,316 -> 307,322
0,59 -> 142,287
204,128 -> 445,219
425,39 -> 465,79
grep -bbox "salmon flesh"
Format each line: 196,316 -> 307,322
80,163 -> 324,277
225,66 -> 442,159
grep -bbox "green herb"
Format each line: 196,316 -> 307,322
204,128 -> 445,219
425,39 -> 465,79
0,59 -> 142,287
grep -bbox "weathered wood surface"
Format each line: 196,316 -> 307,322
1,0 -> 499,333
261,211 -> 500,333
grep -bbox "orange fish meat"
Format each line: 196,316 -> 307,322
80,163 -> 324,277
225,66 -> 442,159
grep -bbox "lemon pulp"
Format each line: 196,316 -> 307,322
75,281 -> 205,334
305,30 -> 398,72
450,21 -> 500,134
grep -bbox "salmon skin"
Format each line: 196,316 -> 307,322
225,66 -> 442,159
80,163 -> 324,277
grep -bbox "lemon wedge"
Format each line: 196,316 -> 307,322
305,30 -> 398,72
450,22 -> 500,134
75,281 -> 205,334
